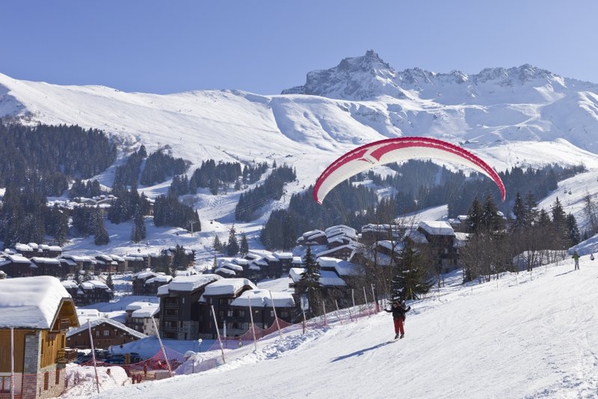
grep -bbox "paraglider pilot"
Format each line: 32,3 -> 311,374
386,299 -> 411,339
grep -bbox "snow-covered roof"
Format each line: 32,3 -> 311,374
273,251 -> 293,260
132,305 -> 159,318
126,302 -> 159,318
202,278 -> 257,297
0,276 -> 73,329
317,256 -> 359,276
215,267 -> 236,276
418,221 -> 455,236
4,254 -> 32,264
302,229 -> 325,239
62,280 -> 78,289
230,289 -> 295,308
454,232 -> 469,248
361,223 -> 403,233
315,243 -> 358,258
288,268 -> 346,287
319,270 -> 347,287
31,257 -> 61,265
135,270 -> 156,280
163,274 -> 222,293
222,262 -> 244,272
80,280 -> 110,291
404,229 -> 428,245
67,317 -> 147,339
377,240 -> 404,253
125,301 -> 158,312
15,243 -> 33,252
145,275 -> 172,285
325,224 -> 358,240
77,308 -> 101,319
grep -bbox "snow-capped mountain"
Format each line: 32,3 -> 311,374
2,50 -> 598,228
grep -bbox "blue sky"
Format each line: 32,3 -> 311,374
2,0 -> 597,95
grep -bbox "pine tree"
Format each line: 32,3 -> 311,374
566,213 -> 581,246
298,246 -> 322,318
481,194 -> 504,232
240,234 -> 249,256
131,208 -> 146,243
172,244 -> 188,270
466,196 -> 483,233
551,197 -> 568,245
93,208 -> 110,245
511,192 -> 528,231
226,225 -> 239,256
213,235 -> 223,252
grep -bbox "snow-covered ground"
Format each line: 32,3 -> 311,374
59,254 -> 598,399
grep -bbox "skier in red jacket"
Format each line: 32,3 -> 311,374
385,300 -> 411,339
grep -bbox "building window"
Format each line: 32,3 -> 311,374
44,372 -> 49,390
227,310 -> 233,318
55,369 -> 61,385
103,330 -> 110,336
0,376 -> 11,393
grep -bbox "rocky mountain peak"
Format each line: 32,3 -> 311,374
281,50 -> 405,100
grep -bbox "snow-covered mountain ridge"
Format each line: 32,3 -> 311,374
2,51 -> 598,229
3,51 -> 598,168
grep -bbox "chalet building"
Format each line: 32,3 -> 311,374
110,254 -> 127,273
61,280 -> 79,299
0,254 -> 34,278
360,223 -> 404,245
66,318 -> 147,350
315,243 -> 357,261
143,274 -> 172,295
296,229 -> 327,246
14,243 -> 63,259
214,260 -> 244,278
227,289 -> 296,333
197,278 -> 258,338
58,257 -> 78,275
124,302 -> 160,336
325,225 -> 358,248
0,276 -> 79,399
157,274 -> 222,340
75,280 -> 114,306
31,257 -> 65,278
132,271 -> 172,295
270,252 -> 294,277
59,254 -> 96,274
124,254 -> 149,273
413,221 -> 458,273
317,257 -> 361,288
289,263 -> 350,309
94,255 -> 118,274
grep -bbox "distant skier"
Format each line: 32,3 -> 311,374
385,300 -> 411,339
573,250 -> 580,270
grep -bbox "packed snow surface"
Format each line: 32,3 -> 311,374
60,255 -> 598,399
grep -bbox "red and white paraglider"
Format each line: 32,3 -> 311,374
313,137 -> 506,204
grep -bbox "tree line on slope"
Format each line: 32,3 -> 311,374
259,160 -> 585,250
0,121 -> 117,196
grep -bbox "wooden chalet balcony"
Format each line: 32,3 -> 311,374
56,348 -> 77,364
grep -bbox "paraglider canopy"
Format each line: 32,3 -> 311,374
313,137 -> 506,204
